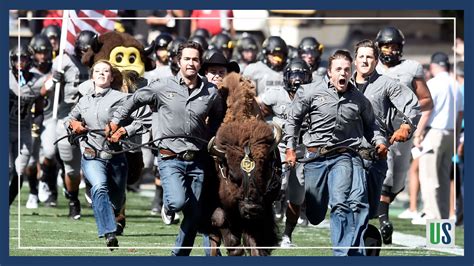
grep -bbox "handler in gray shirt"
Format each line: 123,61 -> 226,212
351,39 -> 421,246
285,50 -> 387,256
285,76 -> 386,152
108,42 -> 224,256
68,81 -> 150,155
67,60 -> 150,249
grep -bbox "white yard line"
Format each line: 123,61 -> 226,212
140,187 -> 464,255
392,231 -> 464,256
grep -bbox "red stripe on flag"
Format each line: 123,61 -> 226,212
66,30 -> 76,50
94,10 -> 118,18
73,23 -> 81,35
76,10 -> 111,34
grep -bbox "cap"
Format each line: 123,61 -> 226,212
431,52 -> 449,67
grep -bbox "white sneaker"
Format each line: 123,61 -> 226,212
449,215 -> 457,222
411,213 -> 429,225
26,194 -> 39,209
57,170 -> 64,187
398,209 -> 419,219
273,201 -> 282,220
79,179 -> 86,189
280,235 -> 295,247
297,217 -> 309,226
38,181 -> 51,203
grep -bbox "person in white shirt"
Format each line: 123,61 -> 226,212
413,52 -> 463,223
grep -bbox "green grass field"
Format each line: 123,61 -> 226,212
9,186 -> 464,256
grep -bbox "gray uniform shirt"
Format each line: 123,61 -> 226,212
351,71 -> 421,142
238,61 -> 249,74
144,65 -> 173,82
376,59 -> 424,130
112,73 -> 224,153
260,86 -> 307,158
285,75 -> 386,150
30,67 -> 54,120
9,70 -> 44,128
376,59 -> 424,91
260,86 -> 293,128
312,66 -> 327,81
68,88 -> 151,152
243,61 -> 284,96
52,54 -> 89,118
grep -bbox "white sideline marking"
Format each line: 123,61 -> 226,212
298,222 -> 463,255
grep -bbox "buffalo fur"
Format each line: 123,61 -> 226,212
203,73 -> 281,256
219,72 -> 263,124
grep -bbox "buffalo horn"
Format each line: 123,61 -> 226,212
207,136 -> 225,159
272,122 -> 282,144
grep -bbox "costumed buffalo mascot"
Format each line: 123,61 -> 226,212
81,31 -> 155,92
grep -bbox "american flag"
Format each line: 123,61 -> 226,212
63,10 -> 118,55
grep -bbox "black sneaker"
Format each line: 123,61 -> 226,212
115,217 -> 126,236
44,194 -> 57,208
161,206 -> 176,225
126,184 -> 140,193
380,220 -> 393,245
68,200 -> 81,220
105,232 -> 119,251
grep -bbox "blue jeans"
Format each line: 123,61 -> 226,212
158,156 -> 205,256
304,152 -> 369,256
81,154 -> 127,237
365,158 -> 388,219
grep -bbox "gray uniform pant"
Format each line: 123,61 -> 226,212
279,144 -> 305,205
55,117 -> 81,178
28,132 -> 41,167
383,138 -> 413,199
10,124 -> 32,177
41,118 -> 57,160
142,131 -> 155,169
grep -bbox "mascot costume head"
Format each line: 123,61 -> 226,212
82,31 -> 155,92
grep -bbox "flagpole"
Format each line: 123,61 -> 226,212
52,10 -> 70,120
